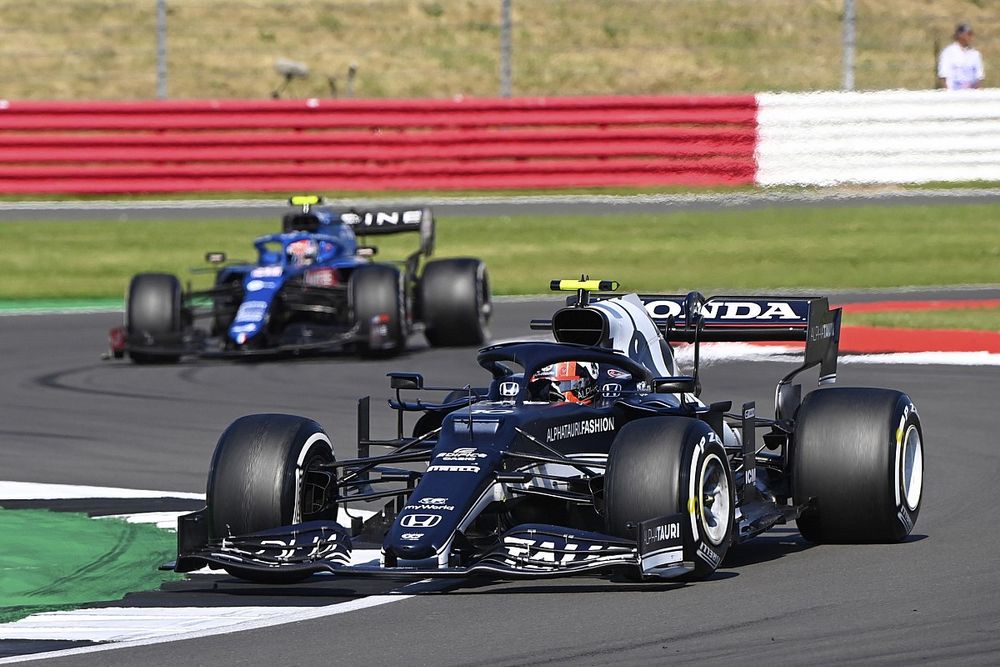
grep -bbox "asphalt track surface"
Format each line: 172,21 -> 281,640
3,297 -> 1000,665
2,187 -> 1000,221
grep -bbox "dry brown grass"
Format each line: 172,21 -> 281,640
0,0 -> 994,100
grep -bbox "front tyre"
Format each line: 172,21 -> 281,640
126,272 -> 183,364
792,388 -> 924,543
206,414 -> 338,583
420,258 -> 491,347
605,417 -> 734,580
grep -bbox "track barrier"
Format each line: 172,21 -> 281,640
0,97 -> 756,194
1,90 -> 996,194
755,89 -> 1000,185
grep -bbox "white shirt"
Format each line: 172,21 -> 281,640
938,42 -> 984,90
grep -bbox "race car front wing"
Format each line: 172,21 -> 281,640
166,512 -> 694,581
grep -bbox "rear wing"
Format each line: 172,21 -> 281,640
593,294 -> 832,342
335,207 -> 435,256
589,291 -> 842,391
282,197 -> 435,256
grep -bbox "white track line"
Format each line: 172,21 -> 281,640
839,351 -> 1000,365
0,481 -> 204,501
0,591 -> 424,664
672,342 -> 1000,366
2,187 -> 1000,211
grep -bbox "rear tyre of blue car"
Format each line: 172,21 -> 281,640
420,258 -> 491,347
126,272 -> 183,364
206,413 -> 338,583
351,264 -> 407,357
793,387 -> 923,544
605,417 -> 734,581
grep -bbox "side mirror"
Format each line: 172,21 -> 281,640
388,372 -> 424,390
205,252 -> 227,264
653,376 -> 698,394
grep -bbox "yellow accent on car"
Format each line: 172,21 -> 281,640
687,497 -> 697,514
289,195 -> 321,206
550,279 -> 620,292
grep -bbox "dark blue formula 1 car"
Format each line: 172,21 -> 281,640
110,196 -> 491,362
167,280 -> 924,583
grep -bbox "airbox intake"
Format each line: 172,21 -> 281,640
283,213 -> 322,233
551,307 -> 608,346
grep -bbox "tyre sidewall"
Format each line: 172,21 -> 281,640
793,388 -> 922,543
126,273 -> 183,363
350,264 -> 407,354
206,414 -> 335,540
420,258 -> 490,347
890,397 -> 923,540
605,417 -> 734,579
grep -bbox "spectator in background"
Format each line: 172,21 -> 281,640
938,23 -> 984,90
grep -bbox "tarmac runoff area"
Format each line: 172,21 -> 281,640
0,290 -> 999,663
4,294 -> 997,359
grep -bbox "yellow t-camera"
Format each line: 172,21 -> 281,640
549,279 -> 620,292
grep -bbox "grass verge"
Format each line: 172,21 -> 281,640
0,509 -> 181,624
0,201 -> 998,300
845,308 -> 1000,332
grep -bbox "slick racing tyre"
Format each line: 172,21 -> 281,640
350,264 -> 407,356
126,272 -> 183,364
605,417 -> 734,580
207,414 -> 338,583
420,258 -> 491,347
793,388 -> 923,543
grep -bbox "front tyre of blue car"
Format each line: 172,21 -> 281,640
126,272 -> 183,364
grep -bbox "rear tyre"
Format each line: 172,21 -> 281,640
126,272 -> 183,364
206,414 -> 338,583
350,264 -> 407,356
793,388 -> 923,543
420,258 -> 491,347
605,417 -> 734,580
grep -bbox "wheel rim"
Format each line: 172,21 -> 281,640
293,435 -> 336,524
901,424 -> 923,511
700,453 -> 731,545
298,453 -> 336,522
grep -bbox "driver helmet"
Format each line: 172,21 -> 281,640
287,238 -> 319,267
529,361 -> 599,404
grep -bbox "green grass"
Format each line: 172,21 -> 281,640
846,308 -> 1000,332
0,1 -> 994,100
0,509 -> 181,624
1,202 -> 998,300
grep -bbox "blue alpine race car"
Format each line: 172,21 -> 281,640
110,196 -> 491,362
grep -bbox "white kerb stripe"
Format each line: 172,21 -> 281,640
0,481 -> 204,501
0,595 -> 415,663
